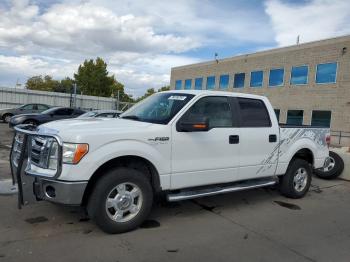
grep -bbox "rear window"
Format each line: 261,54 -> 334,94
238,98 -> 271,127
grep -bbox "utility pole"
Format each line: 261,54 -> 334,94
117,90 -> 120,111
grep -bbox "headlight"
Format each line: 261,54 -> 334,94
48,141 -> 59,170
63,143 -> 89,164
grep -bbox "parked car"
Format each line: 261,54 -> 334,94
78,110 -> 122,118
11,90 -> 330,234
9,107 -> 85,127
0,103 -> 51,123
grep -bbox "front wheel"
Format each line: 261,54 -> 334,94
279,158 -> 312,199
87,167 -> 153,234
3,114 -> 13,123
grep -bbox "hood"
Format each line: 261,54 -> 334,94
38,117 -> 154,138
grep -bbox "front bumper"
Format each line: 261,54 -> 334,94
10,124 -> 86,207
32,176 -> 88,205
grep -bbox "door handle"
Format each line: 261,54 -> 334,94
269,134 -> 277,143
229,135 -> 239,144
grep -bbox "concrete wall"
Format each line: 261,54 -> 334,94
170,35 -> 350,147
0,86 -> 132,111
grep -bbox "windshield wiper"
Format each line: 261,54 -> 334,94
121,115 -> 140,121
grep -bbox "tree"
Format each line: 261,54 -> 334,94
135,88 -> 156,102
74,57 -> 115,97
26,75 -> 60,92
157,86 -> 170,92
56,77 -> 75,93
112,80 -> 134,102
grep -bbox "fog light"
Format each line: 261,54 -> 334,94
45,185 -> 56,198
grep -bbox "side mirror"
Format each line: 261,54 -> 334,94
177,117 -> 209,132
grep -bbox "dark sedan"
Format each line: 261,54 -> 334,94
9,107 -> 85,127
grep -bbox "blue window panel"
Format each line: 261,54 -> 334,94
206,76 -> 215,90
269,68 -> 284,87
194,78 -> 203,90
234,73 -> 245,88
316,62 -> 337,84
175,80 -> 182,90
287,110 -> 303,126
250,71 -> 263,87
184,79 -> 192,90
311,111 -> 331,127
291,65 -> 308,85
219,74 -> 229,89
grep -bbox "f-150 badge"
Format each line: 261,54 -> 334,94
148,137 -> 169,144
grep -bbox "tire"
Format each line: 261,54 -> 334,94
87,167 -> 153,234
3,114 -> 13,123
23,119 -> 38,126
314,151 -> 344,180
279,158 -> 312,199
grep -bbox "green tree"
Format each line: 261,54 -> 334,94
135,88 -> 156,102
26,75 -> 60,92
112,80 -> 134,102
74,57 -> 115,97
157,86 -> 170,92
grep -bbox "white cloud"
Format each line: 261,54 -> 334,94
0,0 -> 277,96
0,0 -> 199,55
265,0 -> 350,46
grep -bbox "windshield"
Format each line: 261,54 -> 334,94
78,111 -> 98,118
41,107 -> 59,114
121,92 -> 195,124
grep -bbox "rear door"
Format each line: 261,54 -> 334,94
236,97 -> 279,179
171,96 -> 240,189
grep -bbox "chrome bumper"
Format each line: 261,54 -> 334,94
32,177 -> 88,205
10,124 -> 85,207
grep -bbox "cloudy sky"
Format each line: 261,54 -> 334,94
0,0 -> 350,97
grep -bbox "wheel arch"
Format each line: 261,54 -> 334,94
290,148 -> 314,166
81,155 -> 161,206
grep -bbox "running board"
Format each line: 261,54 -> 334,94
167,177 -> 278,202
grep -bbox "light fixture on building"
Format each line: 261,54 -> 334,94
342,47 -> 347,55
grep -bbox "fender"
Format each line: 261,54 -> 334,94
58,139 -> 171,189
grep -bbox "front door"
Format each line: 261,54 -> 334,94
171,96 -> 240,189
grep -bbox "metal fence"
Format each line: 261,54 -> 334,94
0,86 -> 133,111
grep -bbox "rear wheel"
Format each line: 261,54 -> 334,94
87,167 -> 153,234
314,151 -> 344,180
279,158 -> 312,198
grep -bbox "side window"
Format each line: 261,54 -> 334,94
37,104 -> 49,110
238,98 -> 271,127
32,104 -> 38,110
21,104 -> 34,110
181,96 -> 233,128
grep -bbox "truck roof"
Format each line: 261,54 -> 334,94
162,90 -> 268,100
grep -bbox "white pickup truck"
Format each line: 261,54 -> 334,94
11,90 -> 331,233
